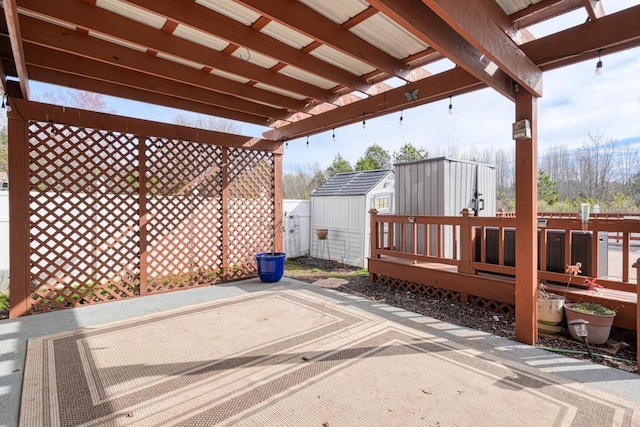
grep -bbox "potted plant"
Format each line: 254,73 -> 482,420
562,268 -> 616,345
537,282 -> 565,335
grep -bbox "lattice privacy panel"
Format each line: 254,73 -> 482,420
227,148 -> 275,280
29,123 -> 140,313
23,119 -> 275,315
144,138 -> 223,293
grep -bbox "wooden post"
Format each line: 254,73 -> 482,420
8,109 -> 30,318
635,258 -> 640,373
369,208 -> 379,282
514,88 -> 539,345
221,148 -> 230,282
138,135 -> 148,295
273,153 -> 284,253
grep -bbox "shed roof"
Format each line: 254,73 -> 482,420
312,169 -> 392,197
394,156 -> 496,169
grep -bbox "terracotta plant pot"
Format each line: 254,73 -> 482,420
315,228 -> 328,240
564,303 -> 615,345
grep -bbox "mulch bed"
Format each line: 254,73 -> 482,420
285,256 -> 638,374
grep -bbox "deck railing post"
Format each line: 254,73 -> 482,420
369,209 -> 379,282
459,209 -> 473,274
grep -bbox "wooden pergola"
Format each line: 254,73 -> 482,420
2,1 -> 640,345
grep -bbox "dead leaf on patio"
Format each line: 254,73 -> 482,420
302,356 -> 310,361
322,422 -> 330,427
126,412 -> 134,418
421,389 -> 432,394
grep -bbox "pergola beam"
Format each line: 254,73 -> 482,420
236,0 -> 410,80
419,0 -> 543,97
24,43 -> 289,122
368,0 -> 515,100
510,0 -> 583,28
9,97 -> 283,152
264,67 -> 482,141
522,4 -> 640,70
28,66 -> 274,126
20,15 -> 306,112
124,0 -> 372,93
581,0 -> 605,21
18,0 -> 335,103
2,0 -> 30,98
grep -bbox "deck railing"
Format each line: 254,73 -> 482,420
370,209 -> 640,292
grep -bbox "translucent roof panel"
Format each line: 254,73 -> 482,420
260,21 -> 314,50
310,45 -> 376,76
278,66 -> 338,90
230,49 -> 280,69
495,0 -> 544,16
209,69 -> 251,84
172,24 -> 230,51
96,0 -> 166,29
90,32 -> 146,52
351,13 -> 429,60
195,0 -> 260,26
156,52 -> 204,70
299,0 -> 370,25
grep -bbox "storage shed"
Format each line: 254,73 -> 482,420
310,169 -> 394,268
395,157 -> 496,257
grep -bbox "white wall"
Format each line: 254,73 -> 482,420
283,200 -> 310,258
0,191 -> 8,294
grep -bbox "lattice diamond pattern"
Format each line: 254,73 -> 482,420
226,148 -> 274,280
145,138 -> 223,293
28,123 -> 140,313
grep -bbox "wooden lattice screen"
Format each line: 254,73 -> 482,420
8,101 -> 282,317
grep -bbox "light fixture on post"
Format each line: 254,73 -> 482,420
568,319 -> 594,360
595,49 -> 603,75
448,96 -> 453,115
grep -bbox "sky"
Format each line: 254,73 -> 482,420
27,2 -> 640,174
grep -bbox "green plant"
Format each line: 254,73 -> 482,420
569,302 -> 615,316
0,293 -> 9,311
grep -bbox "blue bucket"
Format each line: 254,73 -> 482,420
255,252 -> 286,283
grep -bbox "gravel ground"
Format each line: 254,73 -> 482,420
285,256 -> 638,374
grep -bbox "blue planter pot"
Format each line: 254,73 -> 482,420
255,252 -> 287,283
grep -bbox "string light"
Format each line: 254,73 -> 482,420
595,49 -> 603,75
448,96 -> 453,115
285,141 -> 288,148
332,128 -> 336,142
362,114 -> 366,129
306,135 -> 309,148
399,110 -> 404,125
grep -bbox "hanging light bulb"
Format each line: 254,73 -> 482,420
595,49 -> 603,75
448,96 -> 453,115
285,141 -> 288,148
332,128 -> 336,142
399,110 -> 404,125
362,115 -> 366,129
306,135 -> 309,148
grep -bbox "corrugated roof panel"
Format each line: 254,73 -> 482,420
299,0 -> 369,25
310,45 -> 376,76
495,0 -> 543,15
260,21 -> 314,50
209,68 -> 251,84
96,0 -> 166,29
312,170 -> 392,196
156,52 -> 203,70
195,0 -> 259,26
278,66 -> 337,90
351,13 -> 429,60
90,32 -> 146,52
172,24 -> 229,51
253,83 -> 307,101
230,49 -> 279,69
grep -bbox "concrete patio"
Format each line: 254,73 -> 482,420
2,278 -> 640,426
